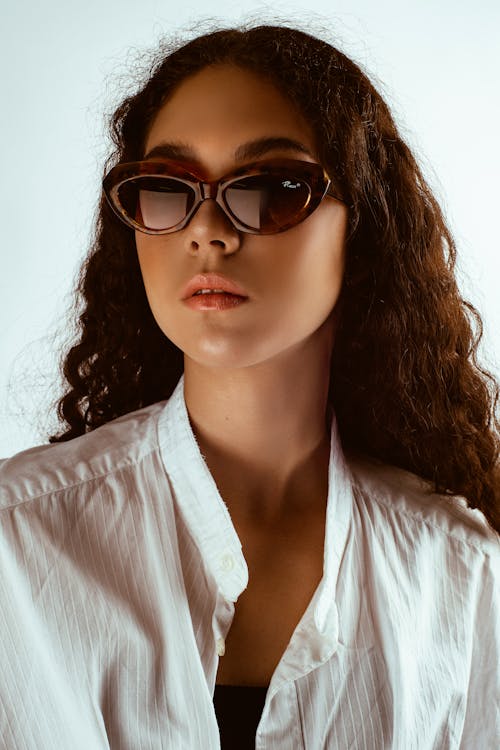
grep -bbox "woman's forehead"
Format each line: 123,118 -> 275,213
143,64 -> 318,163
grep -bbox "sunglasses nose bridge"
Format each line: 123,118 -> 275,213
200,180 -> 218,201
195,179 -> 231,224
191,178 -> 236,229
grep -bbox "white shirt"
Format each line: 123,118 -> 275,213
0,372 -> 498,750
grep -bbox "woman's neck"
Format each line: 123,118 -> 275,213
182,324 -> 334,526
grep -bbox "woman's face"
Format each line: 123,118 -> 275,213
135,64 -> 348,371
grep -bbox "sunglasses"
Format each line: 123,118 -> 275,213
102,157 -> 347,235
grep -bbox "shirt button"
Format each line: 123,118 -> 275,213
216,637 -> 226,656
221,553 -> 235,572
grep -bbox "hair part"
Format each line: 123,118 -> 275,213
46,20 -> 500,534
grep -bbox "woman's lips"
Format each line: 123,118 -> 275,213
181,273 -> 248,299
183,292 -> 249,311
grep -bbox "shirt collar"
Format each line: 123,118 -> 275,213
157,373 -> 353,636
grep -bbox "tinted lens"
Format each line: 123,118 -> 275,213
117,176 -> 195,230
224,173 -> 311,231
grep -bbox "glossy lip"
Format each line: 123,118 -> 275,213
183,294 -> 249,311
181,272 -> 249,300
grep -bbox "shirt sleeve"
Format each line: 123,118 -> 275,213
459,543 -> 500,749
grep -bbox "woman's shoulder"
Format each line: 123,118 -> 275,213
0,400 -> 168,513
344,450 -> 499,556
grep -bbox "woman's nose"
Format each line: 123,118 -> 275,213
182,198 -> 241,256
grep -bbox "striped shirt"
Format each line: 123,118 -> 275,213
0,372 -> 498,749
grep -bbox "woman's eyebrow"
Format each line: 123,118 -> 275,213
143,136 -> 315,163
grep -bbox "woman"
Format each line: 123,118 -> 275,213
0,22 -> 498,750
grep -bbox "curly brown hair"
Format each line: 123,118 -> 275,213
47,21 -> 500,534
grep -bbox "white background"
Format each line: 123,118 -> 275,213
1,0 -> 499,457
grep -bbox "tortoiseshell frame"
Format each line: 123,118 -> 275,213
102,157 -> 347,235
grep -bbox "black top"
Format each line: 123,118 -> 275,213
213,684 -> 268,749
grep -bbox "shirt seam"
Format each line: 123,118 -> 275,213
350,477 -> 498,557
294,679 -> 306,747
0,444 -> 160,515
